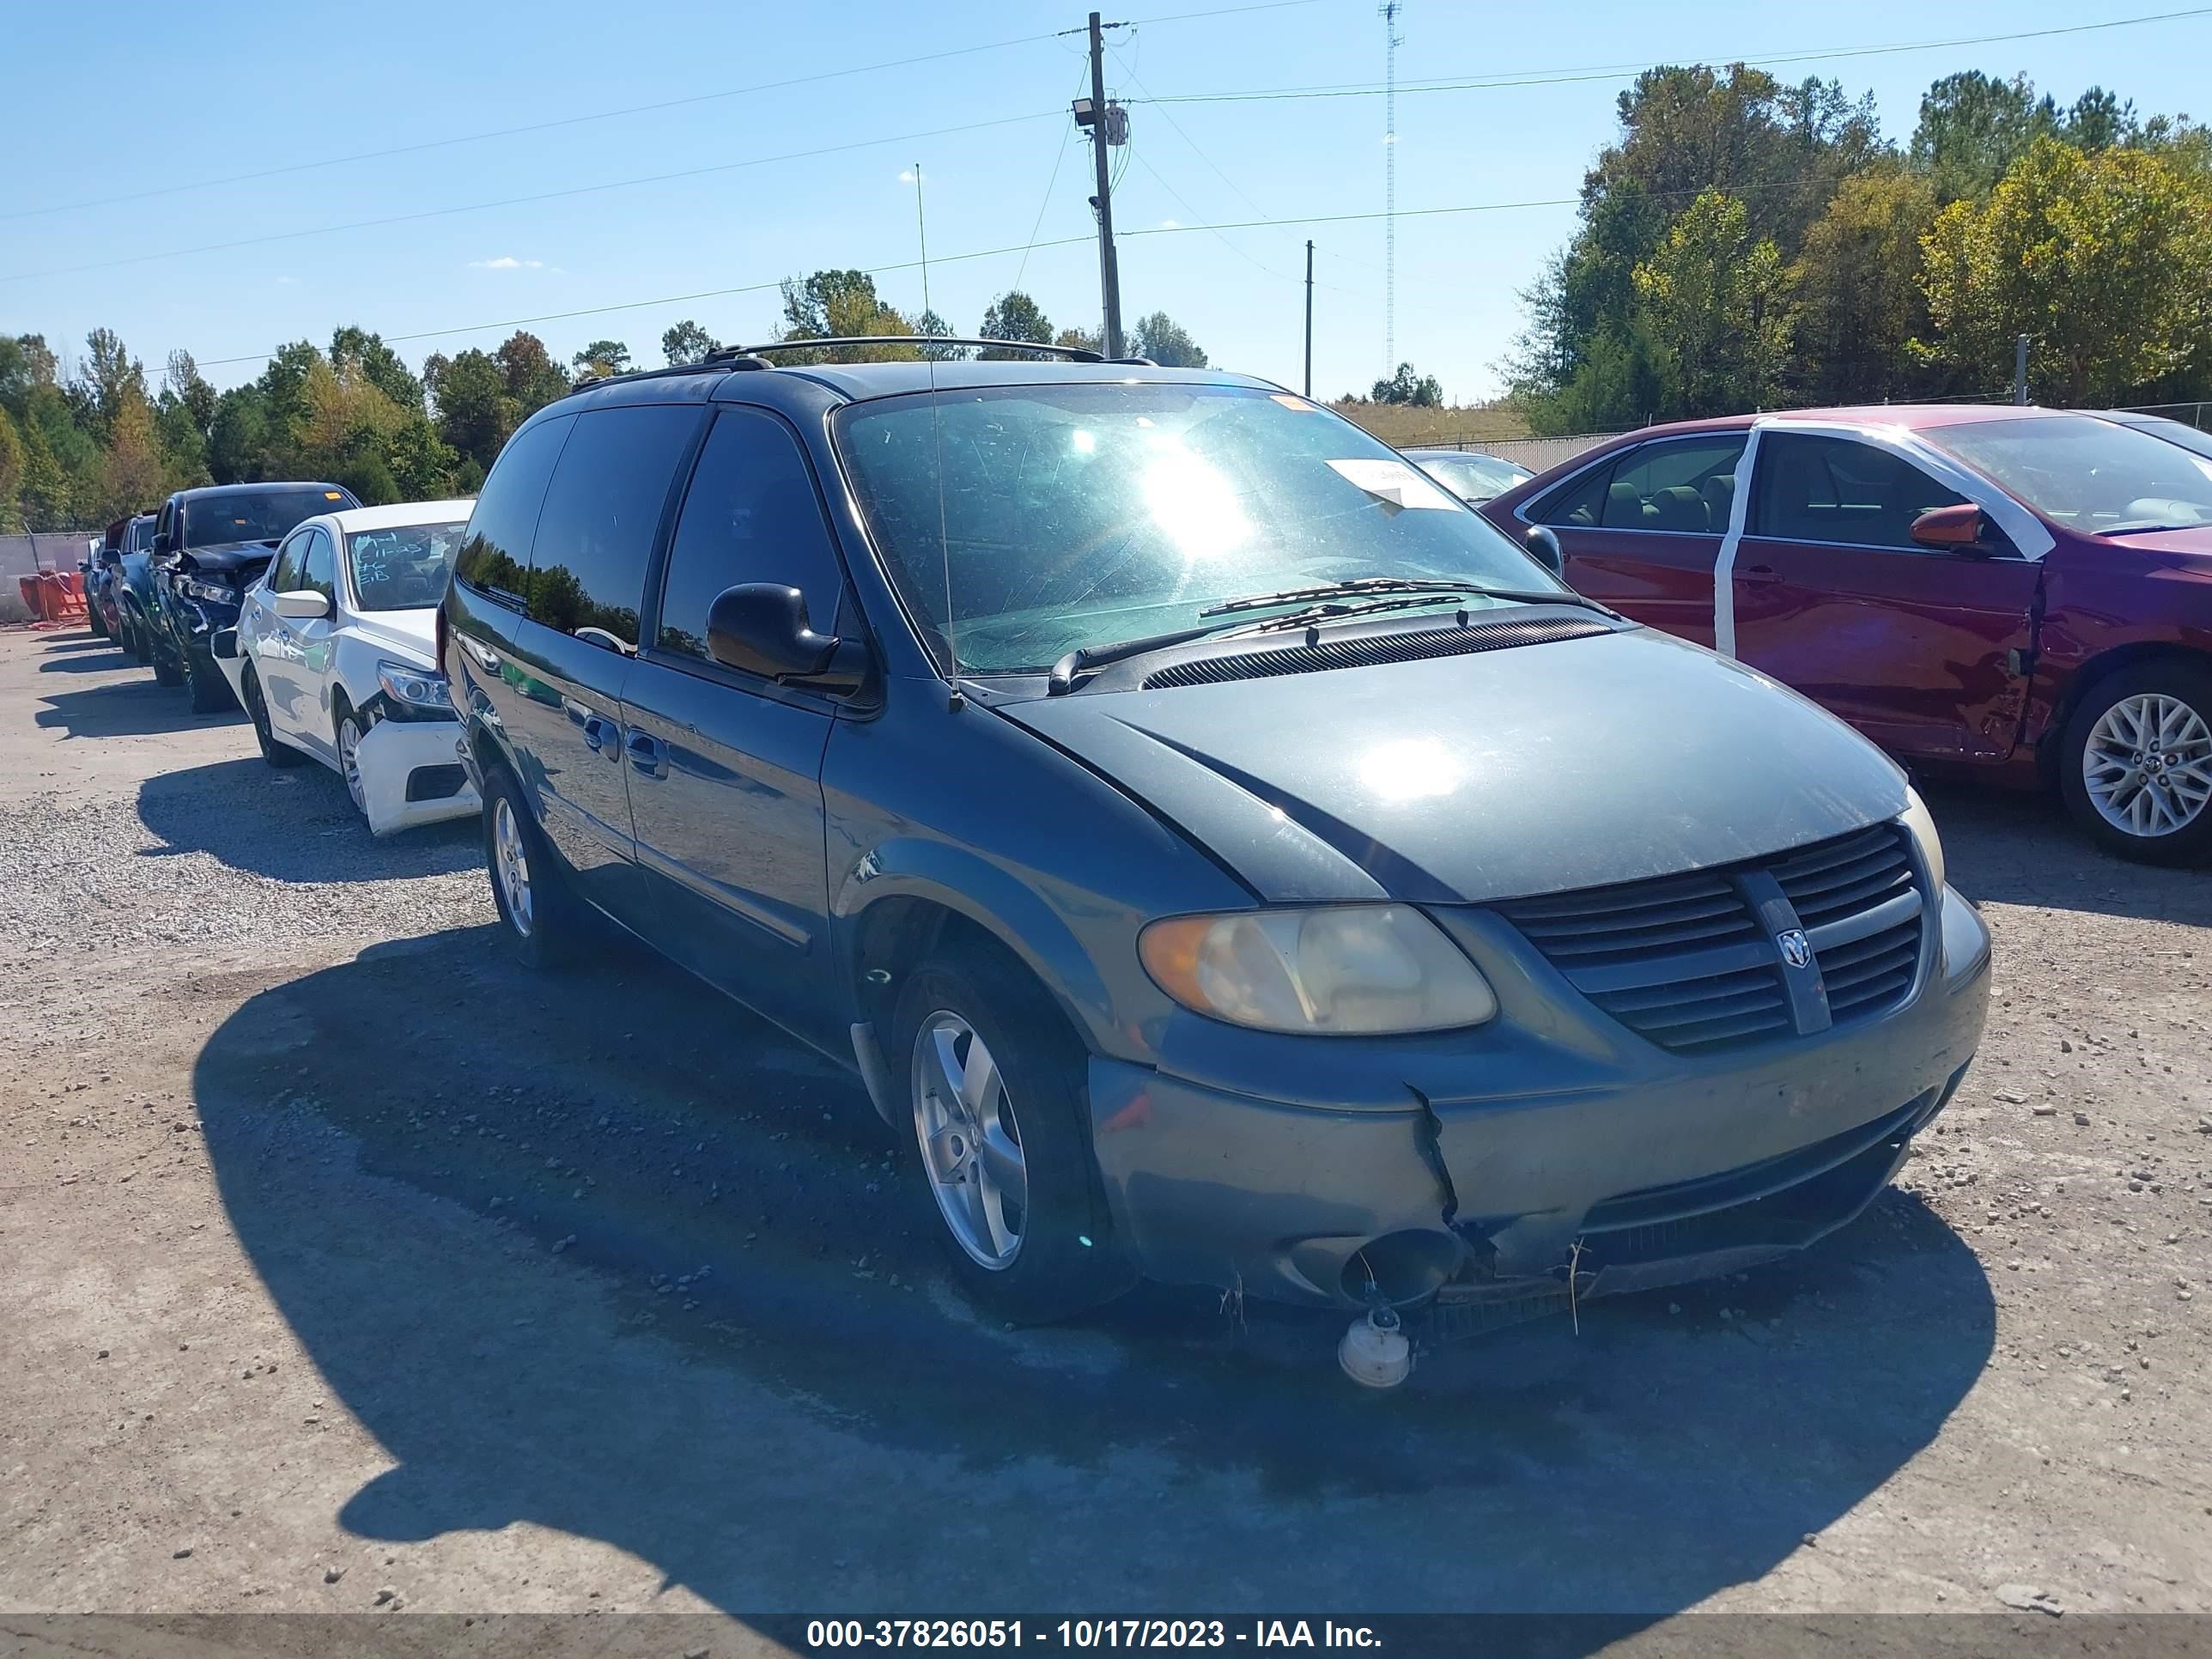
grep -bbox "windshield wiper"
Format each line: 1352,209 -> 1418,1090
1047,624 -> 1226,695
1199,576 -> 1479,617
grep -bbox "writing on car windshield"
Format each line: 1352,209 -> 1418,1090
1926,414 -> 2212,533
833,383 -> 1559,674
185,491 -> 343,548
348,522 -> 467,611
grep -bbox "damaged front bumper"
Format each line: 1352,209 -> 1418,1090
1085,884 -> 1991,1314
354,717 -> 479,836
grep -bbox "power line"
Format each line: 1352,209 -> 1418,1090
2,0 -> 1322,225
0,112 -> 1060,285
1129,7 -> 2212,103
1012,65 -> 1094,295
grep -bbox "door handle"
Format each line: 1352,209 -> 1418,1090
580,714 -> 612,753
626,731 -> 668,778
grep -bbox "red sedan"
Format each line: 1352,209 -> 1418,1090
1480,406 -> 2212,864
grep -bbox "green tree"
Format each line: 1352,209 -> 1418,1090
1129,311 -> 1208,368
572,339 -> 632,378
1917,136 -> 2212,404
0,334 -> 59,417
209,386 -> 273,483
1787,165 -> 1940,404
661,319 -> 720,366
95,391 -> 167,523
1633,188 -> 1791,416
330,326 -> 423,411
16,414 -> 72,530
1054,325 -> 1102,356
430,349 -> 517,474
1910,71 -> 2058,204
78,328 -> 147,440
978,290 -> 1052,357
388,416 -> 463,499
0,409 -> 23,532
494,331 -> 570,416
776,270 -> 915,362
915,309 -> 969,361
1370,362 -> 1443,406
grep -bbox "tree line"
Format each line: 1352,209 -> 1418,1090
1510,68 -> 2212,434
0,278 -> 1209,532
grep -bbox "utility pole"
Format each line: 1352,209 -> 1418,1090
1077,12 -> 1126,361
1304,240 -> 1315,398
2014,333 -> 2030,404
1379,1 -> 1402,377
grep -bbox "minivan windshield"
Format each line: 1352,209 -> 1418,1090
835,383 -> 1565,674
184,489 -> 349,549
1924,414 -> 2212,534
347,521 -> 468,611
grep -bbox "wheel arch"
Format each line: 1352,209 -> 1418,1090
2038,641 -> 2212,786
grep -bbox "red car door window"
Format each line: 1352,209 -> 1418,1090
1735,432 -> 2042,763
1534,434 -> 1745,646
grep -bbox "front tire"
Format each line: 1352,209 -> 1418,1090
482,766 -> 586,969
183,646 -> 234,714
88,602 -> 107,640
241,668 -> 303,769
894,948 -> 1129,1323
126,612 -> 153,666
151,635 -> 184,687
337,711 -> 368,817
2058,662 -> 2212,865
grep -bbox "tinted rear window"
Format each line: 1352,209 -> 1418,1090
525,404 -> 702,647
453,415 -> 574,602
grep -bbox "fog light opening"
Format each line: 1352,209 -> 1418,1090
1340,1229 -> 1461,1308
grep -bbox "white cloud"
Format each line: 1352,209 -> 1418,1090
273,274 -> 297,285
468,256 -> 544,270
1158,219 -> 1181,229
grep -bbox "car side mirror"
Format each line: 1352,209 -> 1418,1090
100,548 -> 124,568
1910,503 -> 1992,555
272,589 -> 331,620
151,531 -> 173,556
706,582 -> 866,694
1524,523 -> 1565,577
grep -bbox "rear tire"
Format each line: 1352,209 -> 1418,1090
88,602 -> 107,640
241,668 -> 303,769
151,635 -> 184,687
893,946 -> 1130,1324
2057,661 -> 2212,866
482,765 -> 588,969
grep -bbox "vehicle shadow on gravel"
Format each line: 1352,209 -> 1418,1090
39,648 -> 141,673
136,758 -> 478,882
35,678 -> 244,739
192,926 -> 1996,1622
1919,781 -> 2211,927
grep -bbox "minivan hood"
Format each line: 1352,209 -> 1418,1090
1000,626 -> 1908,904
346,607 -> 438,662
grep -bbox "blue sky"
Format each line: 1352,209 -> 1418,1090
6,0 -> 2208,405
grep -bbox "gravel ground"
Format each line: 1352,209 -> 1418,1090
2,623 -> 2209,1645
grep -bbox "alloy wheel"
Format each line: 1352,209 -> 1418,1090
493,797 -> 533,937
337,717 -> 367,815
910,1011 -> 1028,1269
2083,692 -> 2212,839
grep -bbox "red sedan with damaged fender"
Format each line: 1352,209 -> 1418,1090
1482,407 -> 2212,864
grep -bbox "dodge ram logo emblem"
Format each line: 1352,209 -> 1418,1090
1777,928 -> 1813,969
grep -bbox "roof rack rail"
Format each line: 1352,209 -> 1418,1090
733,336 -> 1107,363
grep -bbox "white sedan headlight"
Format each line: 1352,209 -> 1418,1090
377,659 -> 453,712
1900,786 -> 1947,893
1139,904 -> 1496,1035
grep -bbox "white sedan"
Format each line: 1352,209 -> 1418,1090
217,500 -> 481,835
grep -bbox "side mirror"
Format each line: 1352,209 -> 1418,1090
1524,523 -> 1565,577
100,548 -> 124,568
1910,503 -> 1990,554
707,583 -> 866,694
272,588 -> 331,620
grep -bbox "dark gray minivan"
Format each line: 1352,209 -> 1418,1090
439,349 -> 1991,1325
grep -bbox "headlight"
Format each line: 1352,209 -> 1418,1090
179,575 -> 237,604
1900,786 -> 1946,893
378,659 -> 453,712
1139,904 -> 1496,1035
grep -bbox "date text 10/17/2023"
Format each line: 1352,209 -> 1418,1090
803,1622 -> 1384,1650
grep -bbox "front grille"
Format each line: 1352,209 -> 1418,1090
1495,822 -> 1924,1055
1139,615 -> 1610,689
